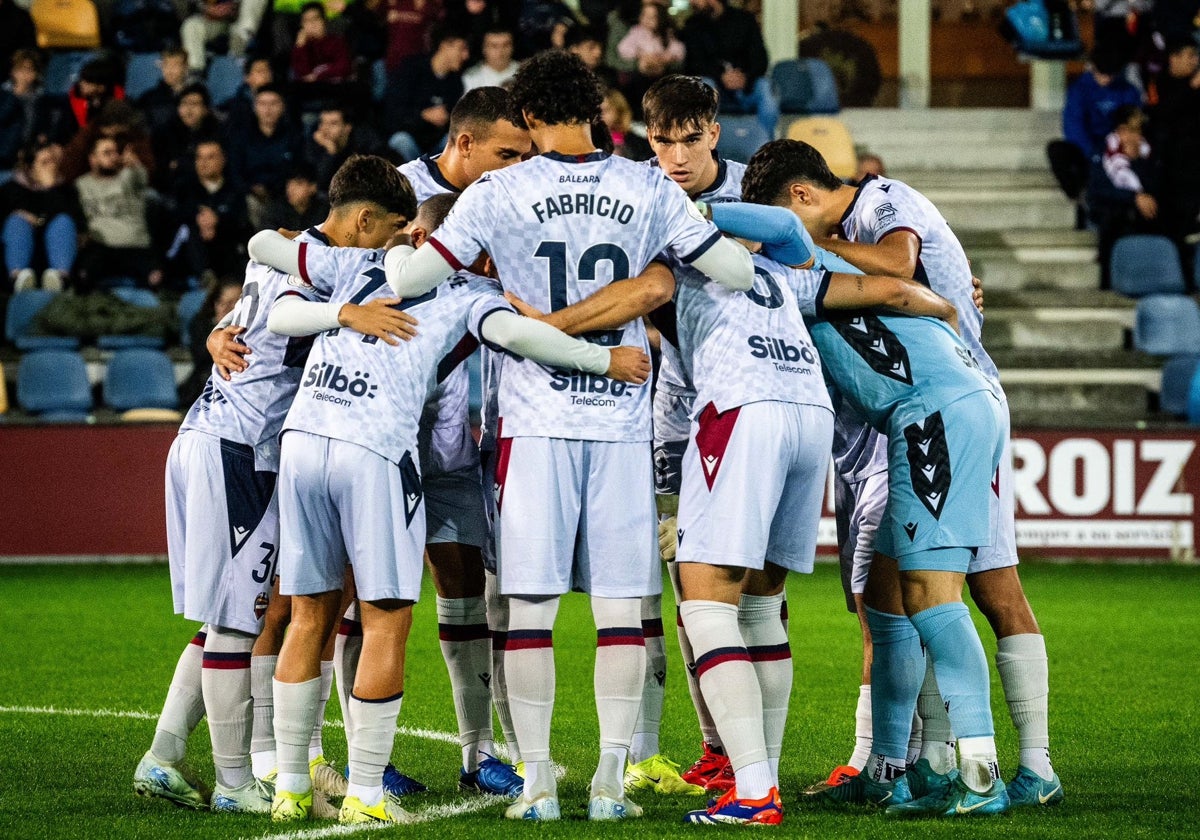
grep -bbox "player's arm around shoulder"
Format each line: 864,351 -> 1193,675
504,261 -> 678,336
823,272 -> 958,332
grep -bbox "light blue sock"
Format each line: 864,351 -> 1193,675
864,608 -> 923,762
909,602 -> 994,740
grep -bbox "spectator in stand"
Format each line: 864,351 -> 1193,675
60,101 -> 156,182
136,48 -> 193,133
1088,104 -> 1161,288
180,275 -> 244,405
1151,37 -> 1200,255
605,0 -> 641,79
75,134 -> 162,290
566,24 -> 619,90
616,1 -> 684,118
1047,45 -> 1142,225
461,25 -> 519,90
446,0 -> 505,59
516,0 -> 577,57
0,0 -> 36,74
304,104 -> 384,189
226,83 -> 302,226
681,0 -> 777,136
153,83 -> 224,190
600,87 -> 650,160
380,0 -> 443,72
2,141 -> 83,291
385,26 -> 470,161
1,51 -> 74,173
290,1 -> 355,111
221,55 -> 274,132
262,161 -> 327,230
66,56 -> 127,137
180,0 -> 271,73
272,0 -> 348,59
168,139 -> 249,282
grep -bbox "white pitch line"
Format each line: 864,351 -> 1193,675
252,795 -> 505,840
0,704 -> 158,721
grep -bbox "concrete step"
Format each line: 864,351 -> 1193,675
995,348 -> 1161,418
841,108 -> 1060,171
890,169 -> 1057,191
960,229 -> 1100,291
1003,379 -> 1152,420
983,307 -> 1132,351
923,186 -> 1075,231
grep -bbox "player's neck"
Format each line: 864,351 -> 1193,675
689,160 -> 721,198
435,151 -> 470,192
316,214 -> 359,247
531,123 -> 598,156
827,184 -> 858,231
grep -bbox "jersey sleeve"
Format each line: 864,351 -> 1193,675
424,176 -> 501,270
295,243 -> 383,298
464,277 -> 517,351
858,188 -> 925,244
655,176 -> 724,264
784,266 -> 833,317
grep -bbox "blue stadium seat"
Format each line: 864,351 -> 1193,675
177,288 -> 207,342
124,52 -> 163,100
1189,365 -> 1200,425
4,290 -> 79,351
104,348 -> 179,411
17,349 -> 93,420
44,50 -> 96,96
110,286 -> 160,308
96,287 -> 165,348
771,58 -> 840,115
1160,354 -> 1200,416
1111,235 -> 1186,298
1133,294 -> 1200,355
206,54 -> 244,106
716,116 -> 770,164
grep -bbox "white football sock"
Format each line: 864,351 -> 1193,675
249,654 -> 277,778
591,596 -> 645,795
739,593 -> 791,785
437,595 -> 493,773
669,563 -> 721,749
202,626 -> 255,789
150,628 -> 207,765
346,691 -> 403,807
630,594 -> 665,764
864,752 -> 907,782
995,633 -> 1053,778
680,600 -> 770,799
958,736 -> 1001,793
848,684 -> 872,770
907,707 -> 923,766
273,677 -> 320,795
506,596 -> 559,799
484,571 -> 519,763
307,659 -> 333,762
917,655 -> 957,773
333,602 -> 362,734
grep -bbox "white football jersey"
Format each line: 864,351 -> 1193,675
429,150 -> 724,442
398,153 -> 473,435
283,244 -> 511,464
180,228 -> 328,470
671,254 -> 832,416
839,175 -> 999,386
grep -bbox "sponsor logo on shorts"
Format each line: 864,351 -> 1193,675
548,371 -> 636,408
302,362 -> 377,407
904,521 -> 918,541
747,335 -> 817,374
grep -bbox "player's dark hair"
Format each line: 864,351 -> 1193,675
328,155 -> 418,219
448,86 -> 522,139
742,139 -> 844,205
509,50 -> 602,127
415,192 -> 459,233
642,74 -> 718,135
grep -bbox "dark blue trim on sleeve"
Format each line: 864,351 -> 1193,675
476,306 -> 520,355
815,270 -> 833,319
680,229 -> 723,264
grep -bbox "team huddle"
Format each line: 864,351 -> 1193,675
132,51 -> 1063,827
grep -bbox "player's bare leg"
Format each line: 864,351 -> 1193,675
337,598 -> 416,824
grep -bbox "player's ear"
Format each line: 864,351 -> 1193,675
410,225 -> 429,247
355,205 -> 373,232
455,130 -> 473,158
790,182 -> 813,206
707,121 -> 720,150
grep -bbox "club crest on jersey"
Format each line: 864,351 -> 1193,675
875,202 -> 897,224
302,362 -> 378,407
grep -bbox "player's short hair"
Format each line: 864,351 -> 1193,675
742,139 -> 844,205
415,192 -> 459,233
642,74 -> 718,135
509,50 -> 602,128
448,86 -> 522,140
328,155 -> 418,220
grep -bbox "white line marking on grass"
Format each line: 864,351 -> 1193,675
250,795 -> 505,840
0,704 -> 158,721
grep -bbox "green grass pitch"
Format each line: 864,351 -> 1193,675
1,561 -> 1197,839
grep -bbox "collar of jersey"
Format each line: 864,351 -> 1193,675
421,153 -> 461,193
305,226 -> 331,245
698,156 -> 728,201
541,149 -> 611,163
838,173 -> 877,237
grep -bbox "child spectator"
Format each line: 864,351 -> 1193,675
2,141 -> 83,291
135,48 -> 192,133
461,25 -> 519,90
66,56 -> 127,136
0,50 -> 73,171
600,87 -> 650,160
180,275 -> 244,405
75,134 -> 162,290
1088,105 -> 1160,287
263,161 -> 328,231
290,1 -> 355,110
385,26 -> 470,161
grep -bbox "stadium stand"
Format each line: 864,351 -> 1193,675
31,0 -> 102,50
715,115 -> 770,164
786,116 -> 857,180
103,347 -> 179,412
123,52 -> 164,100
1160,354 -> 1200,418
5,290 -> 80,351
1110,235 -> 1187,298
771,58 -> 840,115
17,349 -> 92,420
43,49 -> 96,95
205,54 -> 245,107
1133,295 -> 1200,356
